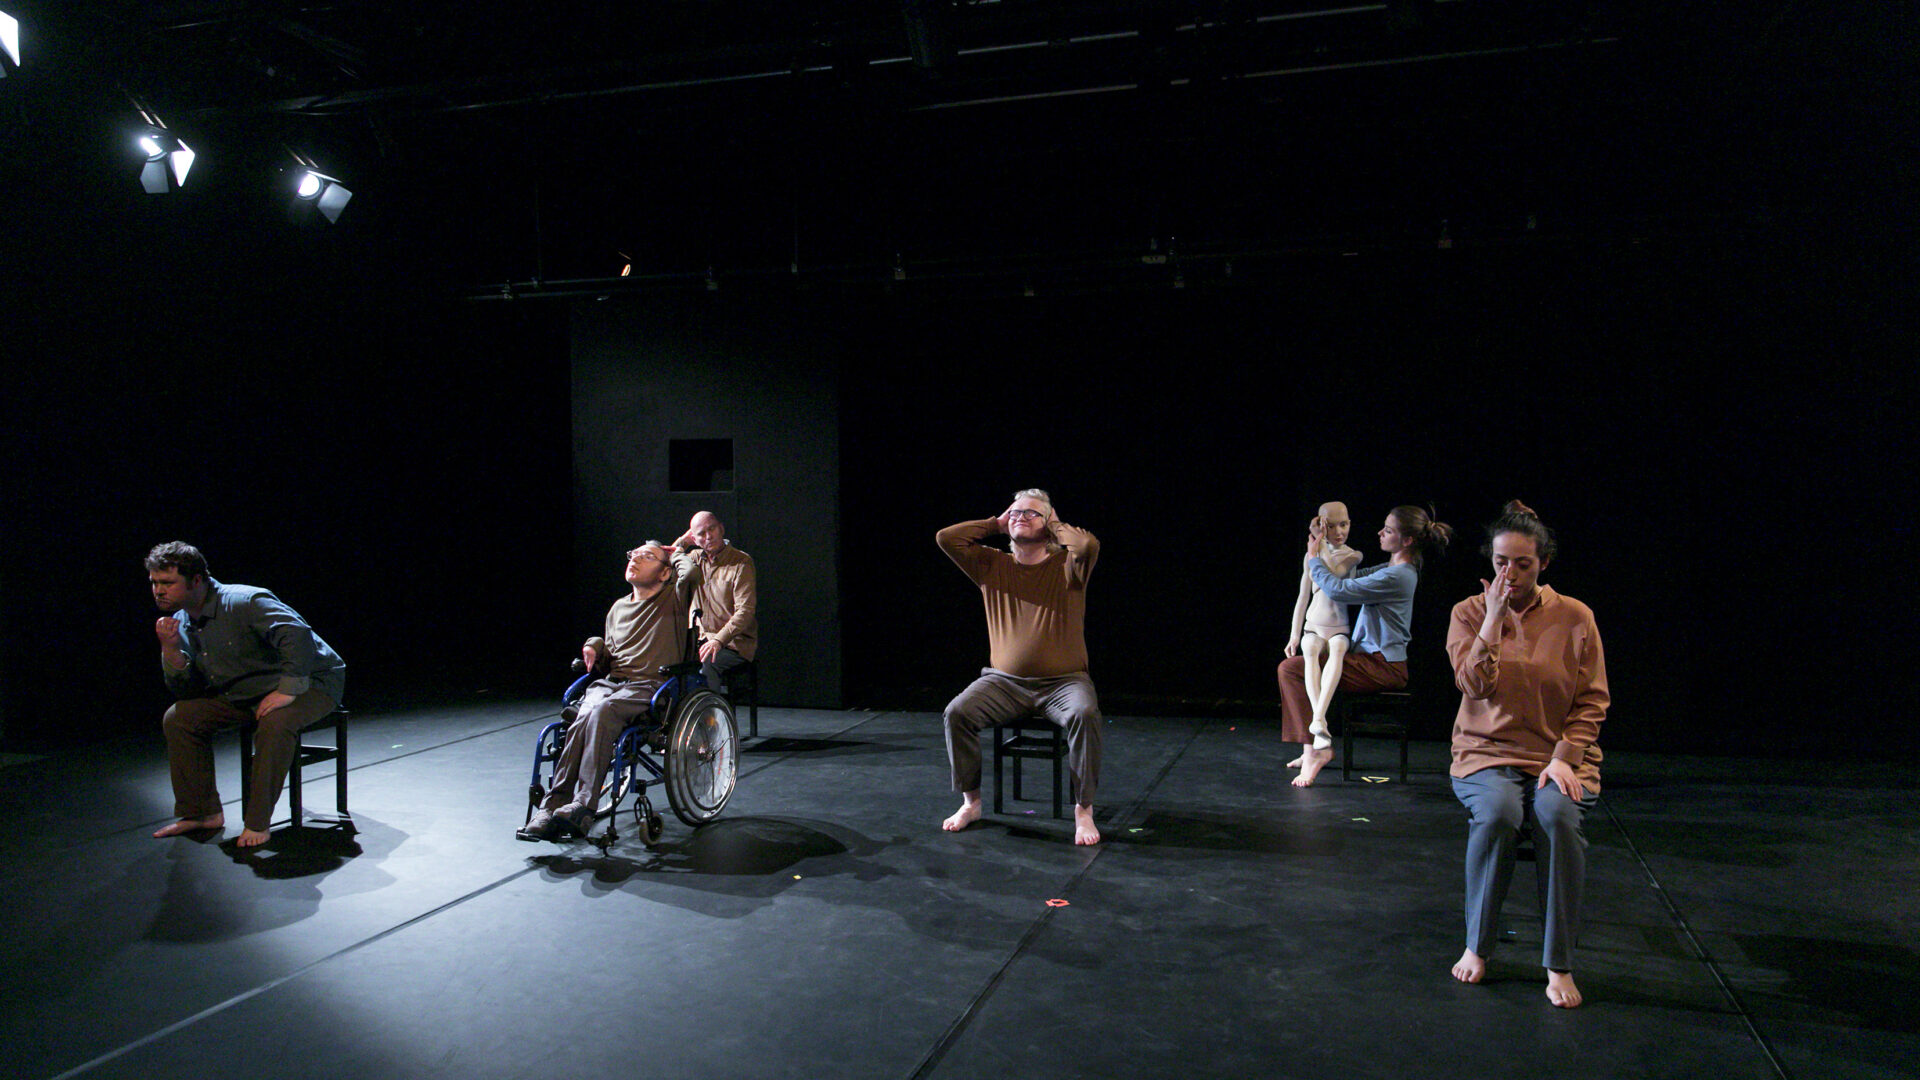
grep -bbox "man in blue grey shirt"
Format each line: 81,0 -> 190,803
147,542 -> 345,848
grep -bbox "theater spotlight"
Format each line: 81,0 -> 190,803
1,11 -> 21,76
293,167 -> 352,223
137,129 -> 195,194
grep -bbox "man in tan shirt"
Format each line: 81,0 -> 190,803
671,510 -> 757,699
518,541 -> 697,841
936,488 -> 1103,845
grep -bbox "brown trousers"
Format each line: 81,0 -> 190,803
163,690 -> 339,831
1276,650 -> 1406,745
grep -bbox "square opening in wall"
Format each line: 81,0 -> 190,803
669,439 -> 734,492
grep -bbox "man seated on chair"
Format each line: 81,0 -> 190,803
936,488 -> 1103,845
670,510 -> 757,699
518,541 -> 698,841
147,542 -> 346,848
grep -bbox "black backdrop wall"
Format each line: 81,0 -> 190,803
830,236 -> 1912,758
2,60 -> 1910,761
2,226 -> 1908,760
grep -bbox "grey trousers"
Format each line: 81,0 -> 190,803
163,689 -> 339,832
542,679 -> 658,814
1452,766 -> 1599,971
944,668 -> 1101,806
700,646 -> 751,698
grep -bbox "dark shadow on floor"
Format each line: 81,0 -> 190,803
147,817 -> 403,943
223,824 -> 366,880
1734,933 -> 1920,1034
1122,809 -> 1347,855
527,816 -> 901,913
741,735 -> 915,758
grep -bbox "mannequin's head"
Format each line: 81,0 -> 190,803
1316,502 -> 1351,547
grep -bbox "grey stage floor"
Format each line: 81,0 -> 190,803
1,700 -> 1914,1080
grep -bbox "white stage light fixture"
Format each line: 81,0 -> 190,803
294,168 -> 353,223
1,11 -> 21,76
138,129 -> 195,194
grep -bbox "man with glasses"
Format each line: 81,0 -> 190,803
936,488 -> 1104,845
518,541 -> 699,841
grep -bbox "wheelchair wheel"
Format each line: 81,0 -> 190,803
663,689 -> 737,826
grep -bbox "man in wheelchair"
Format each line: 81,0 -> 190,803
517,541 -> 698,841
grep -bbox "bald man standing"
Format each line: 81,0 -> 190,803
671,511 -> 758,699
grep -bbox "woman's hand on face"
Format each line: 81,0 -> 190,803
1538,758 -> 1584,801
1481,564 -> 1512,621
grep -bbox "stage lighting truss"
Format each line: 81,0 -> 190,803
1,11 -> 21,76
291,158 -> 353,223
137,128 -> 195,194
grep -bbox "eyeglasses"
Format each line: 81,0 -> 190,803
626,548 -> 665,563
1007,509 -> 1047,522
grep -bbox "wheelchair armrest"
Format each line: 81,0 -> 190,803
659,661 -> 703,679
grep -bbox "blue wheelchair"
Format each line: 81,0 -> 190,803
523,653 -> 739,851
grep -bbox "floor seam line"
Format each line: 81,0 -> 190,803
43,865 -> 545,1080
107,709 -> 560,846
905,715 -> 1213,1080
1603,799 -> 1794,1080
734,709 -> 901,782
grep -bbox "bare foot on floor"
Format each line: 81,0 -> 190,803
1451,949 -> 1486,984
1285,753 -> 1304,769
153,814 -> 223,838
1074,805 -> 1100,846
942,794 -> 982,833
236,828 -> 271,848
1292,747 -> 1333,787
1546,970 -> 1583,1008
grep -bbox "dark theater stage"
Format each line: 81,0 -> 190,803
2,701 -> 1913,1080
2,5 -> 1913,1079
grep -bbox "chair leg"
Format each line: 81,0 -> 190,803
289,733 -> 304,822
334,713 -> 352,825
1051,729 -> 1064,819
1398,723 -> 1410,784
240,724 -> 255,809
992,728 -> 1006,815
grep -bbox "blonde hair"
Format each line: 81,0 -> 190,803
1012,487 -> 1055,516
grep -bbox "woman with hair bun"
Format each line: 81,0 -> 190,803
1279,504 -> 1453,786
1446,501 -> 1609,1009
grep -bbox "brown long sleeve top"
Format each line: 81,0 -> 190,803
690,542 -> 757,661
1447,584 -> 1609,793
586,554 -> 700,686
937,518 -> 1099,679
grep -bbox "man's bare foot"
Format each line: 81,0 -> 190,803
1545,970 -> 1583,1008
153,814 -> 223,838
1292,747 -> 1333,787
1451,949 -> 1486,984
1285,753 -> 1304,769
236,828 -> 271,848
942,793 -> 983,833
1073,805 -> 1100,846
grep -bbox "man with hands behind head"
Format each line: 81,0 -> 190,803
670,511 -> 757,700
936,488 -> 1103,845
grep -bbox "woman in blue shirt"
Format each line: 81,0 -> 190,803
1279,505 -> 1452,786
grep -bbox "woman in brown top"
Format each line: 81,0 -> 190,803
1445,502 -> 1609,1008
